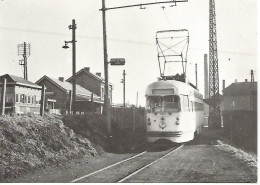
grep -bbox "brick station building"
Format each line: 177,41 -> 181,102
66,67 -> 113,104
36,75 -> 103,114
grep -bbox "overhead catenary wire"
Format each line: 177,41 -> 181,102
0,26 -> 256,57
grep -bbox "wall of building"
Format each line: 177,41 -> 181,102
0,85 -> 15,105
74,72 -> 101,96
223,95 -> 251,111
15,85 -> 41,114
1,85 -> 41,114
37,80 -> 68,113
73,72 -> 112,102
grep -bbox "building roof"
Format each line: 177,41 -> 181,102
66,67 -> 113,87
223,82 -> 257,96
0,74 -> 41,89
36,75 -> 101,101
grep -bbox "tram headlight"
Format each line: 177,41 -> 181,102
176,117 -> 180,125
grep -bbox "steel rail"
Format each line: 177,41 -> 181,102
117,144 -> 184,183
70,151 -> 147,183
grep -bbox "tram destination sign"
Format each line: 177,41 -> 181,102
110,58 -> 125,66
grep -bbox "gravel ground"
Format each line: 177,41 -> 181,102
4,127 -> 257,183
124,127 -> 257,183
125,144 -> 256,183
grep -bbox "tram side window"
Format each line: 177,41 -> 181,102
195,102 -> 204,111
182,95 -> 189,112
190,101 -> 193,112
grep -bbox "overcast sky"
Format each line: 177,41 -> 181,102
0,0 -> 258,106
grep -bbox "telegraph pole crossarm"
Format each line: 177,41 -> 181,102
100,0 -> 188,11
18,42 -> 31,80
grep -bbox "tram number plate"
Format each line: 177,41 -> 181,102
160,112 -> 166,115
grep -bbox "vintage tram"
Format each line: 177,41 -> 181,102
145,79 -> 205,143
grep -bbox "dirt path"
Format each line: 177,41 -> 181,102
124,144 -> 256,183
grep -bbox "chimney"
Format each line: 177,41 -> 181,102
84,67 -> 90,72
222,80 -> 225,91
235,79 -> 238,83
245,79 -> 248,82
58,77 -> 64,82
96,72 -> 101,77
204,54 -> 209,99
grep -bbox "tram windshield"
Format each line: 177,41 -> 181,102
146,95 -> 180,113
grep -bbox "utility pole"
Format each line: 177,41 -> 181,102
101,0 -> 111,135
62,19 -> 77,115
204,54 -> 209,99
71,19 -> 77,115
122,70 -> 126,108
136,92 -> 138,107
209,0 -> 221,129
195,63 -> 198,89
250,70 -> 255,111
1,78 -> 6,115
100,0 -> 188,135
120,70 -> 126,130
18,42 -> 31,80
133,92 -> 138,132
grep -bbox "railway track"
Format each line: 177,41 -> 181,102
70,143 -> 183,183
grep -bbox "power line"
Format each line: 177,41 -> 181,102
0,26 -> 257,56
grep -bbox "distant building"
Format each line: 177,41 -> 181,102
0,74 -> 42,115
222,81 -> 257,111
66,67 -> 113,103
36,75 -> 103,114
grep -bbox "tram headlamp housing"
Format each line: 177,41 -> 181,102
176,117 -> 180,125
147,118 -> 151,126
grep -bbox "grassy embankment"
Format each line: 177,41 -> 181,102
0,113 -> 145,180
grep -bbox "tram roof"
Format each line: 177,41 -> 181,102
145,80 -> 198,97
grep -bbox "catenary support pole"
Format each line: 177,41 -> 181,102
100,0 -> 187,135
195,63 -> 198,88
123,70 -> 126,108
102,0 -> 111,135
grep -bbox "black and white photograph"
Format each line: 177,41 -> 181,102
0,0 -> 258,183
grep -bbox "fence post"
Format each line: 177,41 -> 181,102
133,107 -> 136,132
230,115 -> 233,144
91,93 -> 94,112
40,85 -> 45,116
121,108 -> 124,130
1,78 -> 7,115
68,90 -> 72,114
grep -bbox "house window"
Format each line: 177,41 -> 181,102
16,94 -> 19,103
32,96 -> 35,104
28,96 -> 31,104
24,95 -> 27,103
20,94 -> 25,103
